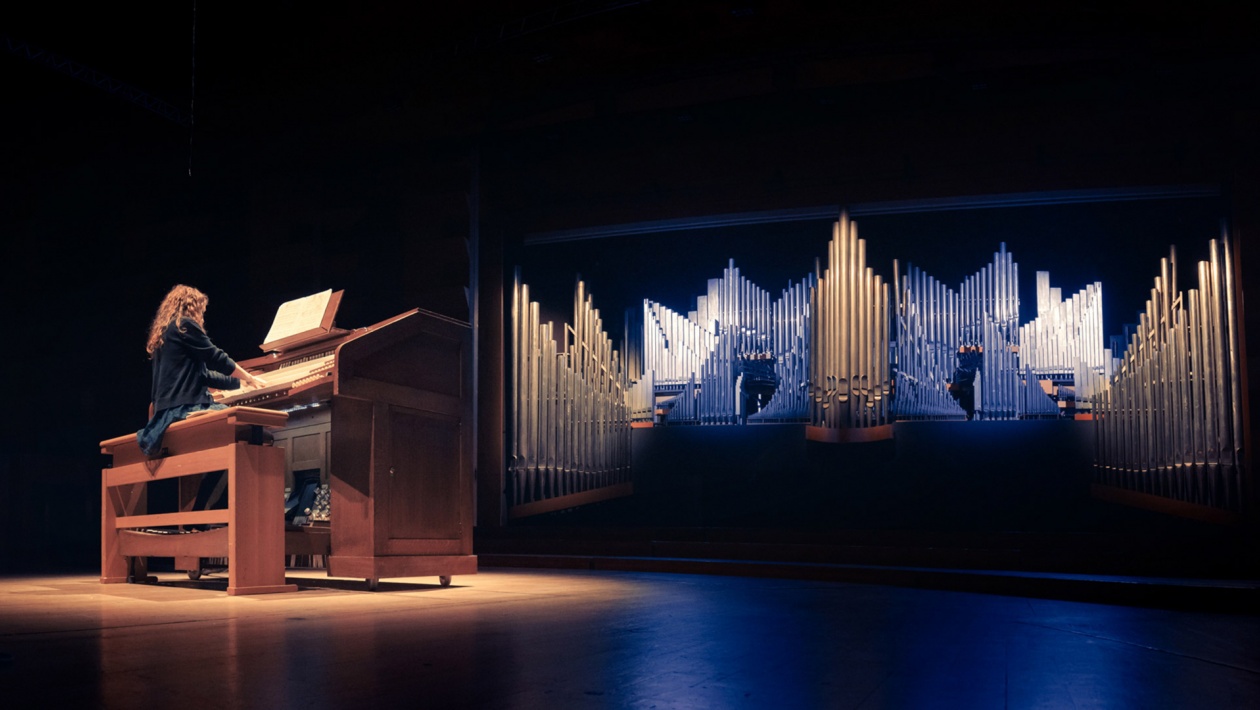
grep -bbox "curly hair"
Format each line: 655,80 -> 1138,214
146,284 -> 209,357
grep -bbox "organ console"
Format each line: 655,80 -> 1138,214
213,296 -> 477,589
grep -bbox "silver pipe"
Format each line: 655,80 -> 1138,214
528,299 -> 539,475
1222,232 -> 1243,489
1209,241 -> 1229,474
1199,260 -> 1219,470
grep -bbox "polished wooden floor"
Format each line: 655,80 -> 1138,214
1,568 -> 1257,709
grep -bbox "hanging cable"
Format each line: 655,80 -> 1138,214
188,0 -> 197,177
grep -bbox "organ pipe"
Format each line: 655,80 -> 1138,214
750,276 -> 815,421
1018,275 -> 1107,411
1093,236 -> 1245,514
638,260 -> 814,424
894,243 -> 1061,420
808,211 -> 891,433
893,264 -> 962,418
510,269 -> 632,510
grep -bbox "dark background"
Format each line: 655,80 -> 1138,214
2,1 -> 1257,572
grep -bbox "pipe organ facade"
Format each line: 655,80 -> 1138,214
641,299 -> 720,387
893,264 -> 964,419
807,212 -> 892,436
1019,274 -> 1110,407
894,245 -> 1062,420
639,260 -> 814,424
509,271 -> 632,515
508,208 -> 1249,524
510,210 -> 1248,521
959,244 -> 1027,420
749,276 -> 815,421
628,213 -> 892,433
1092,237 -> 1246,515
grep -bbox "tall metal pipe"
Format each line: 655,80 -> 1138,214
508,274 -> 631,510
1092,238 -> 1245,514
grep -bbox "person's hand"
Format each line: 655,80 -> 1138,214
246,372 -> 268,389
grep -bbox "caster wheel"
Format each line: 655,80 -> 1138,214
439,576 -> 451,587
187,570 -> 202,580
367,579 -> 379,592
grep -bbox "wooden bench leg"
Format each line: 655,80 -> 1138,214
175,475 -> 205,578
102,481 -> 146,584
227,443 -> 297,595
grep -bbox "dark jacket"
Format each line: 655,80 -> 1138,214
150,318 -> 240,412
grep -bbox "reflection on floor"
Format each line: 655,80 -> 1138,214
1,568 -> 1257,709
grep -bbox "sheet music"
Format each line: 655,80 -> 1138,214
263,289 -> 333,346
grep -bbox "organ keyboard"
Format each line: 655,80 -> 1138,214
214,347 -> 337,408
213,308 -> 419,408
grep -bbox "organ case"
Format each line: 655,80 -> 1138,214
219,304 -> 476,588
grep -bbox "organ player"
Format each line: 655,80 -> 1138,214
136,284 -> 267,458
948,344 -> 983,421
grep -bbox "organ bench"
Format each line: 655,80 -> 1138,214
99,406 -> 297,595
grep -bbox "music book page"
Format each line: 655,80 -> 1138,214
262,289 -> 334,350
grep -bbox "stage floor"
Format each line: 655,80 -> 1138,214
1,568 -> 1257,709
